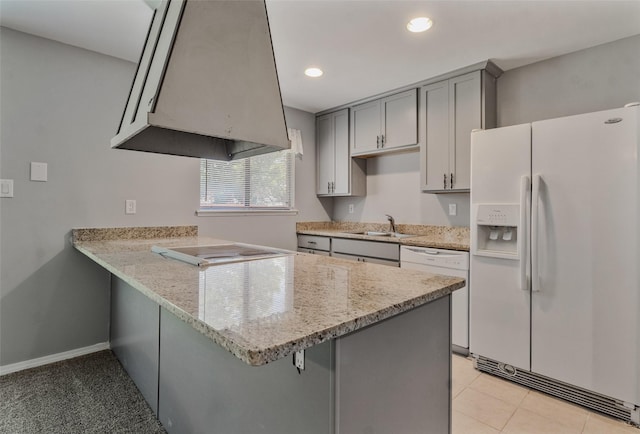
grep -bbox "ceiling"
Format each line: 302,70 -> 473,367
1,0 -> 639,113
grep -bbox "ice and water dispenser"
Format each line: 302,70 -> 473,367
473,204 -> 520,259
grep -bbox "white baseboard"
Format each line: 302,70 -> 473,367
0,342 -> 110,376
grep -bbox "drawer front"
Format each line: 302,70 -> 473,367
332,238 -> 399,261
297,235 -> 330,251
298,247 -> 330,256
331,252 -> 399,267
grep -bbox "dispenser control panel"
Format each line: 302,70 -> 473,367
476,204 -> 519,227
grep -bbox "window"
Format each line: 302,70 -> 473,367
200,150 -> 294,210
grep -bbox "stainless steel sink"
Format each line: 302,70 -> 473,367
346,231 -> 417,239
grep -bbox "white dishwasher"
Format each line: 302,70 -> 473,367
401,246 -> 469,354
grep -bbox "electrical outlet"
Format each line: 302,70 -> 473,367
348,203 -> 354,214
125,199 -> 136,215
449,203 -> 457,216
293,350 -> 305,371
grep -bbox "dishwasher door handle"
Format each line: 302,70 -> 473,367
406,248 -> 464,259
411,248 -> 440,255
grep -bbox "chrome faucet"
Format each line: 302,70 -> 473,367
385,214 -> 397,233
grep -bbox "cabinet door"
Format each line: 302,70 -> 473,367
351,100 -> 381,155
381,89 -> 417,150
331,252 -> 398,267
449,71 -> 481,190
111,277 -> 160,415
316,113 -> 335,195
421,81 -> 450,191
298,248 -> 331,256
333,109 -> 350,194
331,238 -> 400,261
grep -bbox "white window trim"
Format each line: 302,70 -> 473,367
195,208 -> 299,217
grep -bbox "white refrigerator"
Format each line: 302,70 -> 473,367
470,105 -> 639,425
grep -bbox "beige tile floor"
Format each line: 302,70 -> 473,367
452,354 -> 639,434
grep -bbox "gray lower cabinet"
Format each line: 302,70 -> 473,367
110,275 -> 451,434
297,234 -> 331,255
110,276 -> 160,415
331,252 -> 398,266
158,308 -> 333,434
335,296 -> 451,434
298,247 -> 331,256
331,237 -> 400,267
157,299 -> 450,434
298,235 -> 402,266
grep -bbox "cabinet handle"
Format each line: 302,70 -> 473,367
443,173 -> 447,189
450,173 -> 454,189
376,135 -> 380,149
307,241 -> 317,245
381,134 -> 385,148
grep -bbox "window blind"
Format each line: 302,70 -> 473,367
200,150 -> 294,209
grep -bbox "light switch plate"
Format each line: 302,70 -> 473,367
448,203 -> 457,216
30,162 -> 48,181
125,199 -> 136,215
0,179 -> 14,197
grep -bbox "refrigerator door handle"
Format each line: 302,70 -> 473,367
531,174 -> 541,292
519,175 -> 530,291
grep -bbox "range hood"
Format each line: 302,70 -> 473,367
111,0 -> 289,160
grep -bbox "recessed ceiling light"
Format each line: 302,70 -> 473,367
304,67 -> 323,78
407,17 -> 433,33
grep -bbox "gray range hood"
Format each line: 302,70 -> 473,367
111,0 -> 289,160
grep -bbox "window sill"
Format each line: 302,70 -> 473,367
196,209 -> 299,217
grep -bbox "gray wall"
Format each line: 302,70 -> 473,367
497,34 -> 640,127
333,153 -> 470,227
333,34 -> 640,226
0,28 -> 325,366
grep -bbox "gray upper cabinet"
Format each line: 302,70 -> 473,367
316,109 -> 366,197
351,89 -> 418,157
351,101 -> 381,155
420,70 -> 497,192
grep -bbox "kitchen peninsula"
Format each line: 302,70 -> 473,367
73,226 -> 464,434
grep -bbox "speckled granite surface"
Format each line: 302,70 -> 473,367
73,225 -> 198,242
73,227 -> 464,366
296,222 -> 470,251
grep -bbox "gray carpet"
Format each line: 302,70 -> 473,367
0,350 -> 166,434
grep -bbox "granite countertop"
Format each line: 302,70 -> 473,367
296,222 -> 470,251
73,226 -> 464,367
